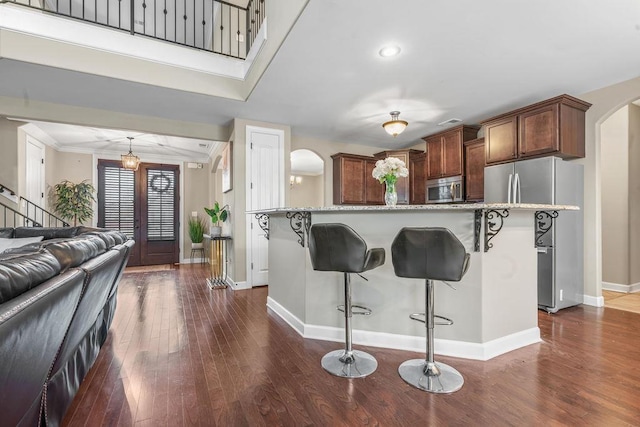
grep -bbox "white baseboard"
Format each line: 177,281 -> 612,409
180,257 -> 206,264
266,297 -> 304,336
267,297 -> 541,361
229,280 -> 250,291
602,281 -> 640,294
583,294 -> 605,307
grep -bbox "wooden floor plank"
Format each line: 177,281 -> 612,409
64,264 -> 640,425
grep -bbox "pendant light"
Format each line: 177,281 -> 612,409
382,111 -> 408,137
121,137 -> 140,171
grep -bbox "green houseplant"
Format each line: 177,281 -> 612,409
188,216 -> 207,248
204,202 -> 229,236
53,180 -> 96,226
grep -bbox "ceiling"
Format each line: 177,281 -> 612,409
2,0 -> 640,154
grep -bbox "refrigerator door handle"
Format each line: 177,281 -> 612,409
514,173 -> 521,203
507,173 -> 513,203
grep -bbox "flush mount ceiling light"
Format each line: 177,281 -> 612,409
121,137 -> 140,171
379,45 -> 401,57
382,111 -> 408,137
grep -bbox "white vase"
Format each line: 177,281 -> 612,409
191,242 -> 204,249
210,226 -> 222,237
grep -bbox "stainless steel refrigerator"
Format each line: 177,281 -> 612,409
484,156 -> 584,312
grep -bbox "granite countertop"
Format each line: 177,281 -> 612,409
247,203 -> 579,214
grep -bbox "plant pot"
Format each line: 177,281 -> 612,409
210,226 -> 222,237
191,242 -> 204,249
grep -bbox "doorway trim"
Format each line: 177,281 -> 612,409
24,134 -> 46,212
245,125 -> 285,289
92,153 -> 186,263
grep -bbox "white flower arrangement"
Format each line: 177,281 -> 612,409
372,157 -> 409,185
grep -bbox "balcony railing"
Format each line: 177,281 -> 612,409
3,0 -> 265,59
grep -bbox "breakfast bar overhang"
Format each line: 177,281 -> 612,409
250,204 -> 580,361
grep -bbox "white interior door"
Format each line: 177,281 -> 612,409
25,136 -> 45,220
246,126 -> 284,287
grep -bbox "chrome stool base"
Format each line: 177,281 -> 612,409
321,349 -> 378,378
398,359 -> 464,393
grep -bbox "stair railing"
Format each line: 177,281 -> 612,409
1,201 -> 42,228
19,196 -> 70,228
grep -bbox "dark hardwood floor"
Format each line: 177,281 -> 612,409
64,265 -> 640,426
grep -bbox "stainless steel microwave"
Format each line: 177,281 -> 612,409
426,176 -> 464,204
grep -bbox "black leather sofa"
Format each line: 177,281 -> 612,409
0,226 -> 134,426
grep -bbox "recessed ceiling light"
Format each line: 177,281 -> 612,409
379,45 -> 401,57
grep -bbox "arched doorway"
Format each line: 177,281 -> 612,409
290,149 -> 325,207
599,99 -> 640,307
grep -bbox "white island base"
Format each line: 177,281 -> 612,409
255,204 -> 578,361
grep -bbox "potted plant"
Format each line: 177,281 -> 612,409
188,216 -> 207,249
53,180 -> 96,226
204,202 -> 230,236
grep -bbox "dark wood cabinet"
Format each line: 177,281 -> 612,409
423,125 -> 480,180
484,116 -> 517,164
464,138 -> 485,202
332,153 -> 383,205
374,149 -> 423,205
409,152 -> 427,204
481,94 -> 591,165
365,158 -> 384,204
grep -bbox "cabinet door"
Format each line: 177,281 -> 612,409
485,116 -> 518,164
519,103 -> 559,157
365,159 -> 384,204
464,139 -> 485,201
442,130 -> 463,177
409,153 -> 426,204
336,157 -> 365,204
426,137 -> 443,179
392,151 -> 410,204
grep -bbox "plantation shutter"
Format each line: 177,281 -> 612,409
98,165 -> 135,238
146,169 -> 175,241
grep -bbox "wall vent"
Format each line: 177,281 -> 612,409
437,118 -> 462,126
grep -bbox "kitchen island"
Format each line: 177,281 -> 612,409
250,203 -> 580,360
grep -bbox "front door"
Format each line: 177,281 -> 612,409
98,160 -> 180,266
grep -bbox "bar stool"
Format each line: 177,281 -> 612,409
308,223 -> 385,378
391,227 -> 470,393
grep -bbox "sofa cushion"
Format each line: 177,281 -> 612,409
43,235 -> 107,271
0,252 -> 62,304
0,228 -> 14,238
14,227 -> 79,240
0,236 -> 44,253
83,231 -> 129,249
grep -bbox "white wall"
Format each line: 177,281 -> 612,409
289,174 -> 323,207
580,75 -> 640,301
600,106 -> 629,286
629,104 -> 640,285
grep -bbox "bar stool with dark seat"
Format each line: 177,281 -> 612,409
391,227 -> 470,393
308,223 -> 385,378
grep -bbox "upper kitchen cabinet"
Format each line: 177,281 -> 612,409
423,125 -> 480,180
331,153 -> 383,205
464,138 -> 485,202
374,149 -> 423,205
409,152 -> 427,204
481,94 -> 592,165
